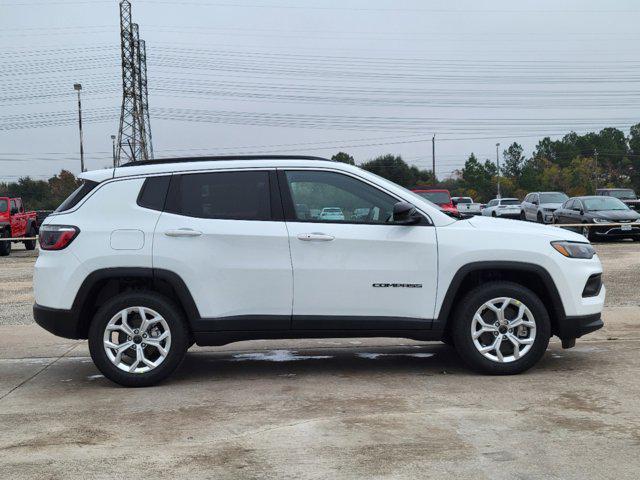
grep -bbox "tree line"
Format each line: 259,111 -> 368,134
334,123 -> 640,202
2,124 -> 639,209
0,170 -> 81,210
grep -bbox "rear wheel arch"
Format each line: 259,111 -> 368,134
437,262 -> 566,338
72,268 -> 199,339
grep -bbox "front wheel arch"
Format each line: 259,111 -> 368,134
437,262 -> 566,339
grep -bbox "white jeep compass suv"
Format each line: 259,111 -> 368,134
34,156 -> 605,386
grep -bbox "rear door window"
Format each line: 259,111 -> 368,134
165,170 -> 272,221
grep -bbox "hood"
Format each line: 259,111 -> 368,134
467,215 -> 586,242
539,202 -> 563,210
591,209 -> 640,221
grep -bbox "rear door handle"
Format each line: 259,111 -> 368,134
297,233 -> 335,242
164,228 -> 202,238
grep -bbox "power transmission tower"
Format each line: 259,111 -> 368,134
115,0 -> 153,164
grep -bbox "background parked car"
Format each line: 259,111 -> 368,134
521,191 -> 569,223
481,197 -> 522,218
554,196 -> 640,241
319,207 -> 345,221
412,189 -> 459,217
595,188 -> 640,210
452,196 -> 482,217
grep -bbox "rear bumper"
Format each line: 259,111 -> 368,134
33,303 -> 82,339
557,313 -> 603,340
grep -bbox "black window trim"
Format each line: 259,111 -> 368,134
276,168 -> 432,226
163,168 -> 282,222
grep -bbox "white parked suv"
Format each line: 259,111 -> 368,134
34,156 -> 605,386
481,197 -> 522,219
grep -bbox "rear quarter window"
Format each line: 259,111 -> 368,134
55,180 -> 99,212
137,176 -> 171,211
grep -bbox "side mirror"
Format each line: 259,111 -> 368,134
393,201 -> 421,225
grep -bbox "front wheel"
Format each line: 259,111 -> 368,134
581,224 -> 593,241
88,291 -> 189,387
537,212 -> 544,223
451,281 -> 551,375
520,211 -> 527,221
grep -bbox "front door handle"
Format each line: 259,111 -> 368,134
297,233 -> 335,242
164,228 -> 202,238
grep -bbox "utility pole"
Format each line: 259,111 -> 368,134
594,148 -> 598,191
73,83 -> 85,172
432,134 -> 436,182
111,135 -> 117,167
496,142 -> 501,199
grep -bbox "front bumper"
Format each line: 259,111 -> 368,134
33,303 -> 82,339
592,225 -> 640,238
557,313 -> 604,341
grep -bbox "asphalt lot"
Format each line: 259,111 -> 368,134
1,241 -> 640,479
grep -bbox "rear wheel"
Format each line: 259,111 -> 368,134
88,291 -> 189,387
23,225 -> 36,251
452,281 -> 551,375
0,230 -> 11,256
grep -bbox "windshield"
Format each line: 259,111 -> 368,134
500,199 -> 520,206
583,197 -> 629,211
608,189 -> 637,200
539,192 -> 568,204
0,199 -> 7,212
415,191 -> 450,204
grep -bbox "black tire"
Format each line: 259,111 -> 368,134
0,230 -> 11,257
88,291 -> 189,387
520,211 -> 527,221
537,212 -> 544,224
451,281 -> 551,375
491,211 -> 497,218
23,226 -> 36,251
581,224 -> 593,241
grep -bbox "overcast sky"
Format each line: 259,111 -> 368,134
1,0 -> 639,181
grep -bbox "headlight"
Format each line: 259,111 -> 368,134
551,241 -> 595,259
592,218 -> 609,224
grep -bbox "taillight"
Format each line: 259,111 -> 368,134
39,225 -> 79,250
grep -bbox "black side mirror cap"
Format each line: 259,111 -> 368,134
393,201 -> 421,225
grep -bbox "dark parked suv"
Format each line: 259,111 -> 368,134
595,188 -> 640,210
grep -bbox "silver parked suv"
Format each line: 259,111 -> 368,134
521,192 -> 569,224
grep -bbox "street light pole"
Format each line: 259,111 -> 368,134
111,135 -> 117,168
496,142 -> 501,199
73,83 -> 85,172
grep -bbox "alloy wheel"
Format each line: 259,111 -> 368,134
470,297 -> 536,363
102,306 -> 172,373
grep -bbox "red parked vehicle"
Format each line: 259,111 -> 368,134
0,197 -> 38,256
411,189 -> 460,217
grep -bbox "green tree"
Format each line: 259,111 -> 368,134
502,142 -> 525,178
331,152 -> 355,165
360,154 -> 434,187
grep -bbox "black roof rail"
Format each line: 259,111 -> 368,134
118,154 -> 333,168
